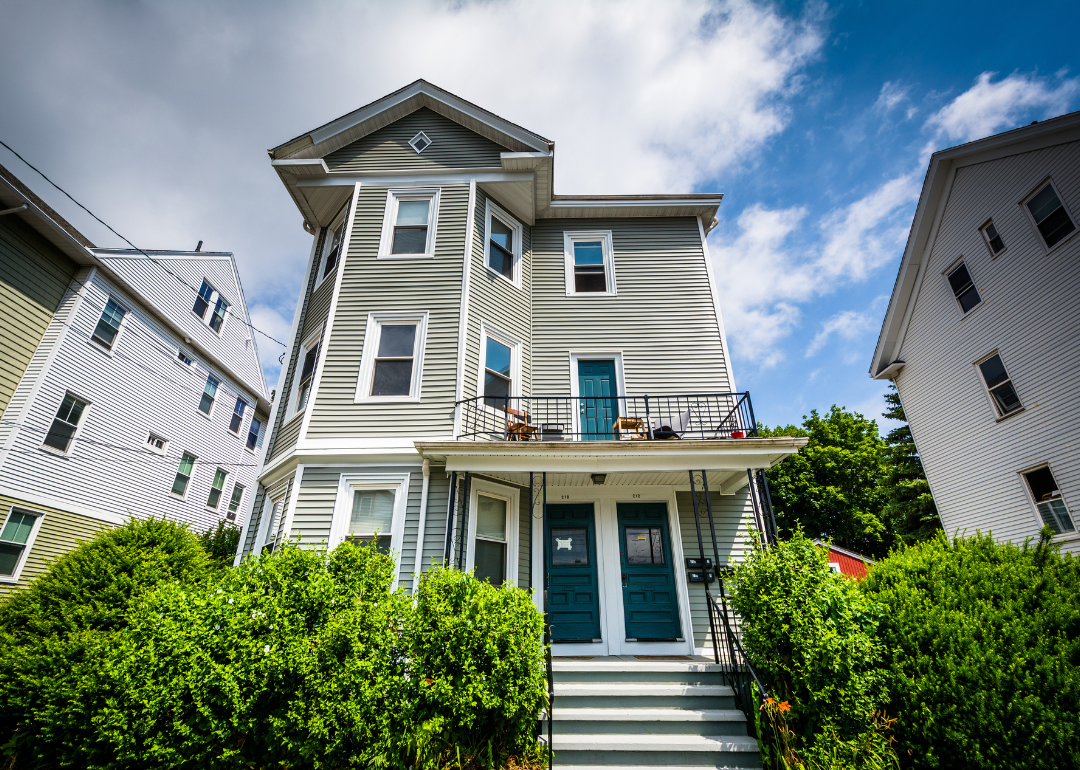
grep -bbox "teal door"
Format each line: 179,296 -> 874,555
546,503 -> 602,642
578,360 -> 618,440
617,503 -> 682,641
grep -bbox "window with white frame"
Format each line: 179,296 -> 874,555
564,231 -> 615,295
171,452 -> 196,497
946,261 -> 981,313
980,220 -> 1006,256
199,375 -> 219,415
331,474 -> 409,565
977,352 -> 1022,417
228,397 -> 247,434
206,468 -> 228,509
409,131 -> 432,154
346,490 -> 396,553
226,483 -> 245,521
1023,466 -> 1074,534
1025,181 -> 1076,249
43,393 -> 88,453
319,206 -> 348,281
379,189 -> 439,257
0,509 -> 41,580
485,200 -> 522,285
176,348 -> 194,367
192,279 -> 229,333
293,338 -> 321,415
478,328 -> 520,411
261,497 -> 285,553
146,432 -> 168,454
467,480 -> 518,587
356,313 -> 428,401
246,416 -> 262,451
91,298 -> 126,350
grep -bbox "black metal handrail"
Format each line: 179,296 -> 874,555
457,392 -> 757,441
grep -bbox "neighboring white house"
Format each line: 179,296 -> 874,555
0,165 -> 271,592
871,110 -> 1080,554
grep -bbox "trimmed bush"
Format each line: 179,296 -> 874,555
197,519 -> 243,568
861,530 -> 1080,769
728,529 -> 895,768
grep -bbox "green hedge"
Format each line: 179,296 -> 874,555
0,520 -> 546,770
861,530 -> 1080,769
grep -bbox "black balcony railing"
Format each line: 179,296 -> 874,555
456,392 -> 757,441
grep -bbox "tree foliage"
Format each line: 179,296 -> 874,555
880,384 -> 940,545
197,519 -> 243,568
861,530 -> 1080,769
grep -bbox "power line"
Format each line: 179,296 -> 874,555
0,139 -> 290,349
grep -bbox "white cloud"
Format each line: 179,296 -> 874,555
923,70 -> 1080,157
805,309 -> 876,357
873,81 -> 909,115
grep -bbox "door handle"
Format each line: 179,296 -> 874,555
621,572 -> 627,586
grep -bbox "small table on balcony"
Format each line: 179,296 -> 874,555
613,416 -> 648,441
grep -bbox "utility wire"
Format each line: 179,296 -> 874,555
0,139 -> 290,349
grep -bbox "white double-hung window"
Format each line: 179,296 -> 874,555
192,279 -> 229,333
330,473 -> 410,569
466,479 -> 518,587
289,336 -> 321,418
485,200 -> 522,286
477,324 -> 521,411
564,231 -> 616,295
317,204 -> 349,284
378,188 -> 440,258
355,312 -> 428,402
0,509 -> 43,582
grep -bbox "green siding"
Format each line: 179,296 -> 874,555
306,184 -> 469,439
0,216 -> 77,416
0,495 -> 112,596
325,107 -> 509,172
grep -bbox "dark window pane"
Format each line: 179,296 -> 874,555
391,227 -> 427,254
575,268 -> 607,293
247,419 -> 261,450
372,360 -> 413,396
172,474 -> 188,495
229,413 -> 242,433
551,528 -> 588,565
413,136 -> 429,152
978,355 -> 1009,389
947,264 -> 973,295
1027,185 -> 1062,223
958,286 -> 981,313
626,527 -> 663,565
474,539 -> 506,586
484,371 -> 511,408
0,543 -> 23,577
489,244 -> 513,279
1024,467 -> 1058,501
58,395 -> 85,424
1,511 -> 36,544
323,222 -> 345,276
1038,206 -> 1076,247
207,488 -> 222,508
199,393 -> 215,414
490,218 -> 513,251
299,344 -> 320,383
377,325 -> 416,358
193,280 -> 214,318
990,382 -> 1022,414
573,241 -> 604,265
43,419 -> 76,452
984,222 -> 1005,253
209,298 -> 228,332
485,338 -> 511,377
296,382 -> 312,411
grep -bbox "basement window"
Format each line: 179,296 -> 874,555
1023,466 -> 1074,534
409,132 -> 432,154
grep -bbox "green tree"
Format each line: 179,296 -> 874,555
881,383 -> 941,544
761,406 -> 891,558
196,519 -> 242,567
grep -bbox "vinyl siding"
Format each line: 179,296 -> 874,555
531,217 -> 731,395
305,184 -> 468,439
462,187 -> 532,401
675,489 -> 754,650
418,468 -> 451,575
0,215 -> 77,417
895,139 -> 1080,554
325,107 -> 509,173
0,268 -> 264,535
0,496 -> 112,596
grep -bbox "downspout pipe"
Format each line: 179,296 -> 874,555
411,458 -> 431,594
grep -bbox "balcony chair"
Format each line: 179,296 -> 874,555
650,409 -> 691,440
505,407 -> 538,441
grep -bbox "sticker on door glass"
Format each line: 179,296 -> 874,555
551,528 -> 588,565
626,527 -> 664,564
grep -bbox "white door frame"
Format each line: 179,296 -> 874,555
532,484 -> 694,657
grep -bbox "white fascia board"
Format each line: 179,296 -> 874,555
271,159 -> 330,175
0,485 -> 126,526
547,197 -> 724,210
296,171 -> 533,188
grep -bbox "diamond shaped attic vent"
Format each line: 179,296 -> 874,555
409,132 -> 432,154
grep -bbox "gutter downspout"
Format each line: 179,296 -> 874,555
412,458 -> 431,594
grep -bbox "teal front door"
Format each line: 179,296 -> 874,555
578,360 -> 618,440
617,503 -> 682,641
546,503 -> 602,642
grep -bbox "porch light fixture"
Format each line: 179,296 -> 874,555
591,474 -> 606,485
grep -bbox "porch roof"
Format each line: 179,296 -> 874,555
413,437 -> 806,475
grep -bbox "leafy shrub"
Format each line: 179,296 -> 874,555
197,519 -> 242,567
728,529 -> 895,768
409,566 -> 547,769
0,517 -> 212,767
861,530 -> 1080,769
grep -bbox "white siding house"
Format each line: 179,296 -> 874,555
871,111 -> 1080,555
0,166 -> 270,592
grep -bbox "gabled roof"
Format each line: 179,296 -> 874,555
870,110 -> 1080,380
0,162 -> 97,261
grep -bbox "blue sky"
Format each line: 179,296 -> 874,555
1,0 -> 1077,430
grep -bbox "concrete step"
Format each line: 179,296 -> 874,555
545,707 -> 748,736
553,660 -> 731,686
553,682 -> 737,710
542,733 -> 761,768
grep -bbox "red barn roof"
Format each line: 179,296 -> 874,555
813,540 -> 876,580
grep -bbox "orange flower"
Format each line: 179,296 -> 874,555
778,701 -> 791,712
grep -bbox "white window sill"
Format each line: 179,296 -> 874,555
38,445 -> 72,459
169,493 -> 188,502
196,409 -> 215,422
0,576 -> 21,584
354,395 -> 421,404
1041,227 -> 1079,254
485,267 -> 522,291
377,252 -> 435,260
995,407 -> 1026,423
86,338 -> 118,358
565,291 -> 618,298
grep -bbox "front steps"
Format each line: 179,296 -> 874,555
542,658 -> 760,769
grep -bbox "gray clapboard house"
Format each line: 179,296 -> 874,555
0,163 -> 270,593
871,111 -> 1080,555
239,81 -> 804,768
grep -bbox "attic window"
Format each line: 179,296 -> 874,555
409,132 -> 431,154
